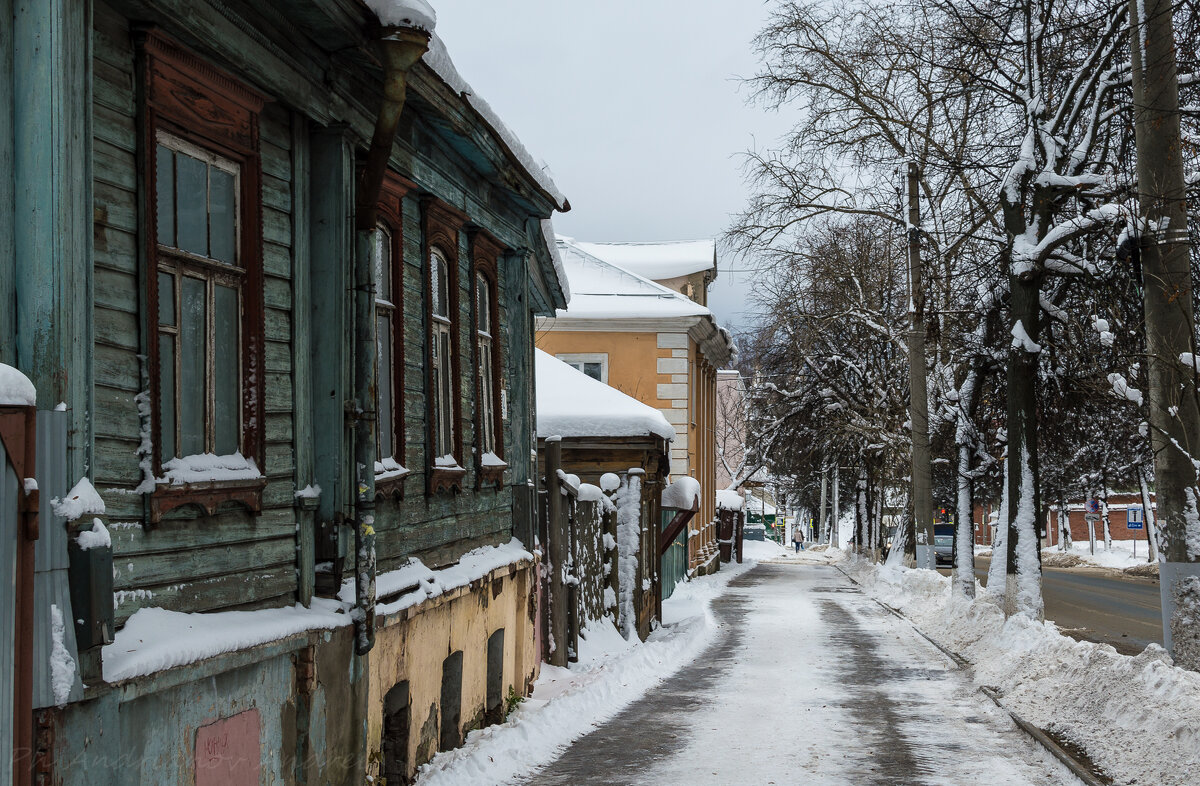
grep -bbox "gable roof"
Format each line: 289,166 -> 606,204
573,239 -> 717,281
553,237 -> 710,320
535,350 -> 674,441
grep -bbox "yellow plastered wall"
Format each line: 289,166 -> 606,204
367,562 -> 538,780
537,329 -> 722,573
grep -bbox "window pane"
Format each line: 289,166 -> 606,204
439,330 -> 453,455
213,284 -> 240,455
479,343 -> 494,453
375,227 -> 391,301
431,254 -> 445,318
158,272 -> 175,327
175,152 -> 209,257
156,145 -> 175,247
179,276 -> 207,457
583,363 -> 602,381
210,167 -> 236,264
158,332 -> 176,461
377,312 -> 394,458
439,258 -> 450,320
476,274 -> 489,334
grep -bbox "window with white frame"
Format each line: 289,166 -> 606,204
155,132 -> 243,460
431,248 -> 455,459
556,353 -> 608,383
476,272 -> 497,455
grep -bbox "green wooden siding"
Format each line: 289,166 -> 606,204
90,0 -> 555,625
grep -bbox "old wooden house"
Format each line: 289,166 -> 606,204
1,0 -> 569,783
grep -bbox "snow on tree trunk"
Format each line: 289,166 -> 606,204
1005,445 -> 1044,619
1140,467 -> 1158,563
954,440 -> 976,598
984,458 -> 1009,605
831,464 -> 840,548
615,474 -> 642,640
1058,499 -> 1072,552
856,466 -> 869,556
1100,481 -> 1112,550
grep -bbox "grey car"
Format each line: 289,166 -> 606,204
933,534 -> 954,566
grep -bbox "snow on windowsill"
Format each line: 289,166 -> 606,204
158,452 -> 261,485
294,483 -> 322,500
481,451 -> 508,468
375,457 -> 411,481
434,454 -> 465,472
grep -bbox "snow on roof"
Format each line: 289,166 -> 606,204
574,239 -> 717,281
420,34 -> 566,211
364,0 -> 436,30
0,363 -> 36,406
554,238 -> 711,320
543,219 -> 570,304
536,350 -> 674,441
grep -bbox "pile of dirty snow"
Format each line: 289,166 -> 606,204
839,554 -> 1200,786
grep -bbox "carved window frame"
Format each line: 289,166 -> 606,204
138,30 -> 267,524
373,172 -> 411,500
470,230 -> 506,488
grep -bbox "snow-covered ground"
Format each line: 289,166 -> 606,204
979,539 -> 1157,572
841,552 -> 1200,786
415,558 -> 759,785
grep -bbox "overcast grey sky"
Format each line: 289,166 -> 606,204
432,0 -> 793,335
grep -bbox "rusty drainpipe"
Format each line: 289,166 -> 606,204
351,26 -> 429,656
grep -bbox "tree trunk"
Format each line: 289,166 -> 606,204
1100,473 -> 1112,550
831,463 -> 840,548
907,163 -> 936,570
818,460 -> 829,544
1004,274 -> 1044,618
954,368 -> 981,598
1130,0 -> 1200,668
1139,466 -> 1158,563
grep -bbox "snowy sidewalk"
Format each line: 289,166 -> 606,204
520,561 -> 1079,786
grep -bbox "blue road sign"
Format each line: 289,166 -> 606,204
1127,506 -> 1144,530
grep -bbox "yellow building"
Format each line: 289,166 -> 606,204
536,238 -> 734,576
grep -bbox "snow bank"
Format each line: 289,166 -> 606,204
1043,540 -> 1154,571
535,350 -> 674,440
52,477 -> 106,522
661,476 -> 701,510
842,556 -> 1200,786
0,363 -> 36,406
364,0 -> 435,30
716,489 -> 744,511
415,559 -> 759,786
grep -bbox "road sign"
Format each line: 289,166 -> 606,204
1127,506 -> 1144,530
1085,498 -> 1101,514
1084,513 -> 1101,523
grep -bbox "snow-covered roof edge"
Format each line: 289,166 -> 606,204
535,350 -> 674,441
364,0 -> 436,30
420,33 -> 568,212
575,239 -> 718,281
542,219 -> 570,305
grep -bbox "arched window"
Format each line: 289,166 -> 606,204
430,248 -> 455,460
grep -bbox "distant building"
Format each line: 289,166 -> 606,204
536,238 -> 734,576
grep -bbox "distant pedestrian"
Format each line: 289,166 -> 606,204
792,530 -> 804,552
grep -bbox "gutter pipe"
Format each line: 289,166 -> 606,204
352,26 -> 430,656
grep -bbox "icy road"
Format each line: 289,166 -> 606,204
520,562 -> 1080,786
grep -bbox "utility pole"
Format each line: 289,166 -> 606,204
1130,0 -> 1200,669
831,464 -> 840,548
907,163 -> 935,569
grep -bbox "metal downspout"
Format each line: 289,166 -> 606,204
352,27 -> 429,656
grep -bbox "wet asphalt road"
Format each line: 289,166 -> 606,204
520,562 -> 1077,786
951,558 -> 1162,655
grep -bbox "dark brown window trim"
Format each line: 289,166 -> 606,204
137,29 -> 268,523
421,197 -> 467,495
469,229 -> 507,489
374,170 -> 413,502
